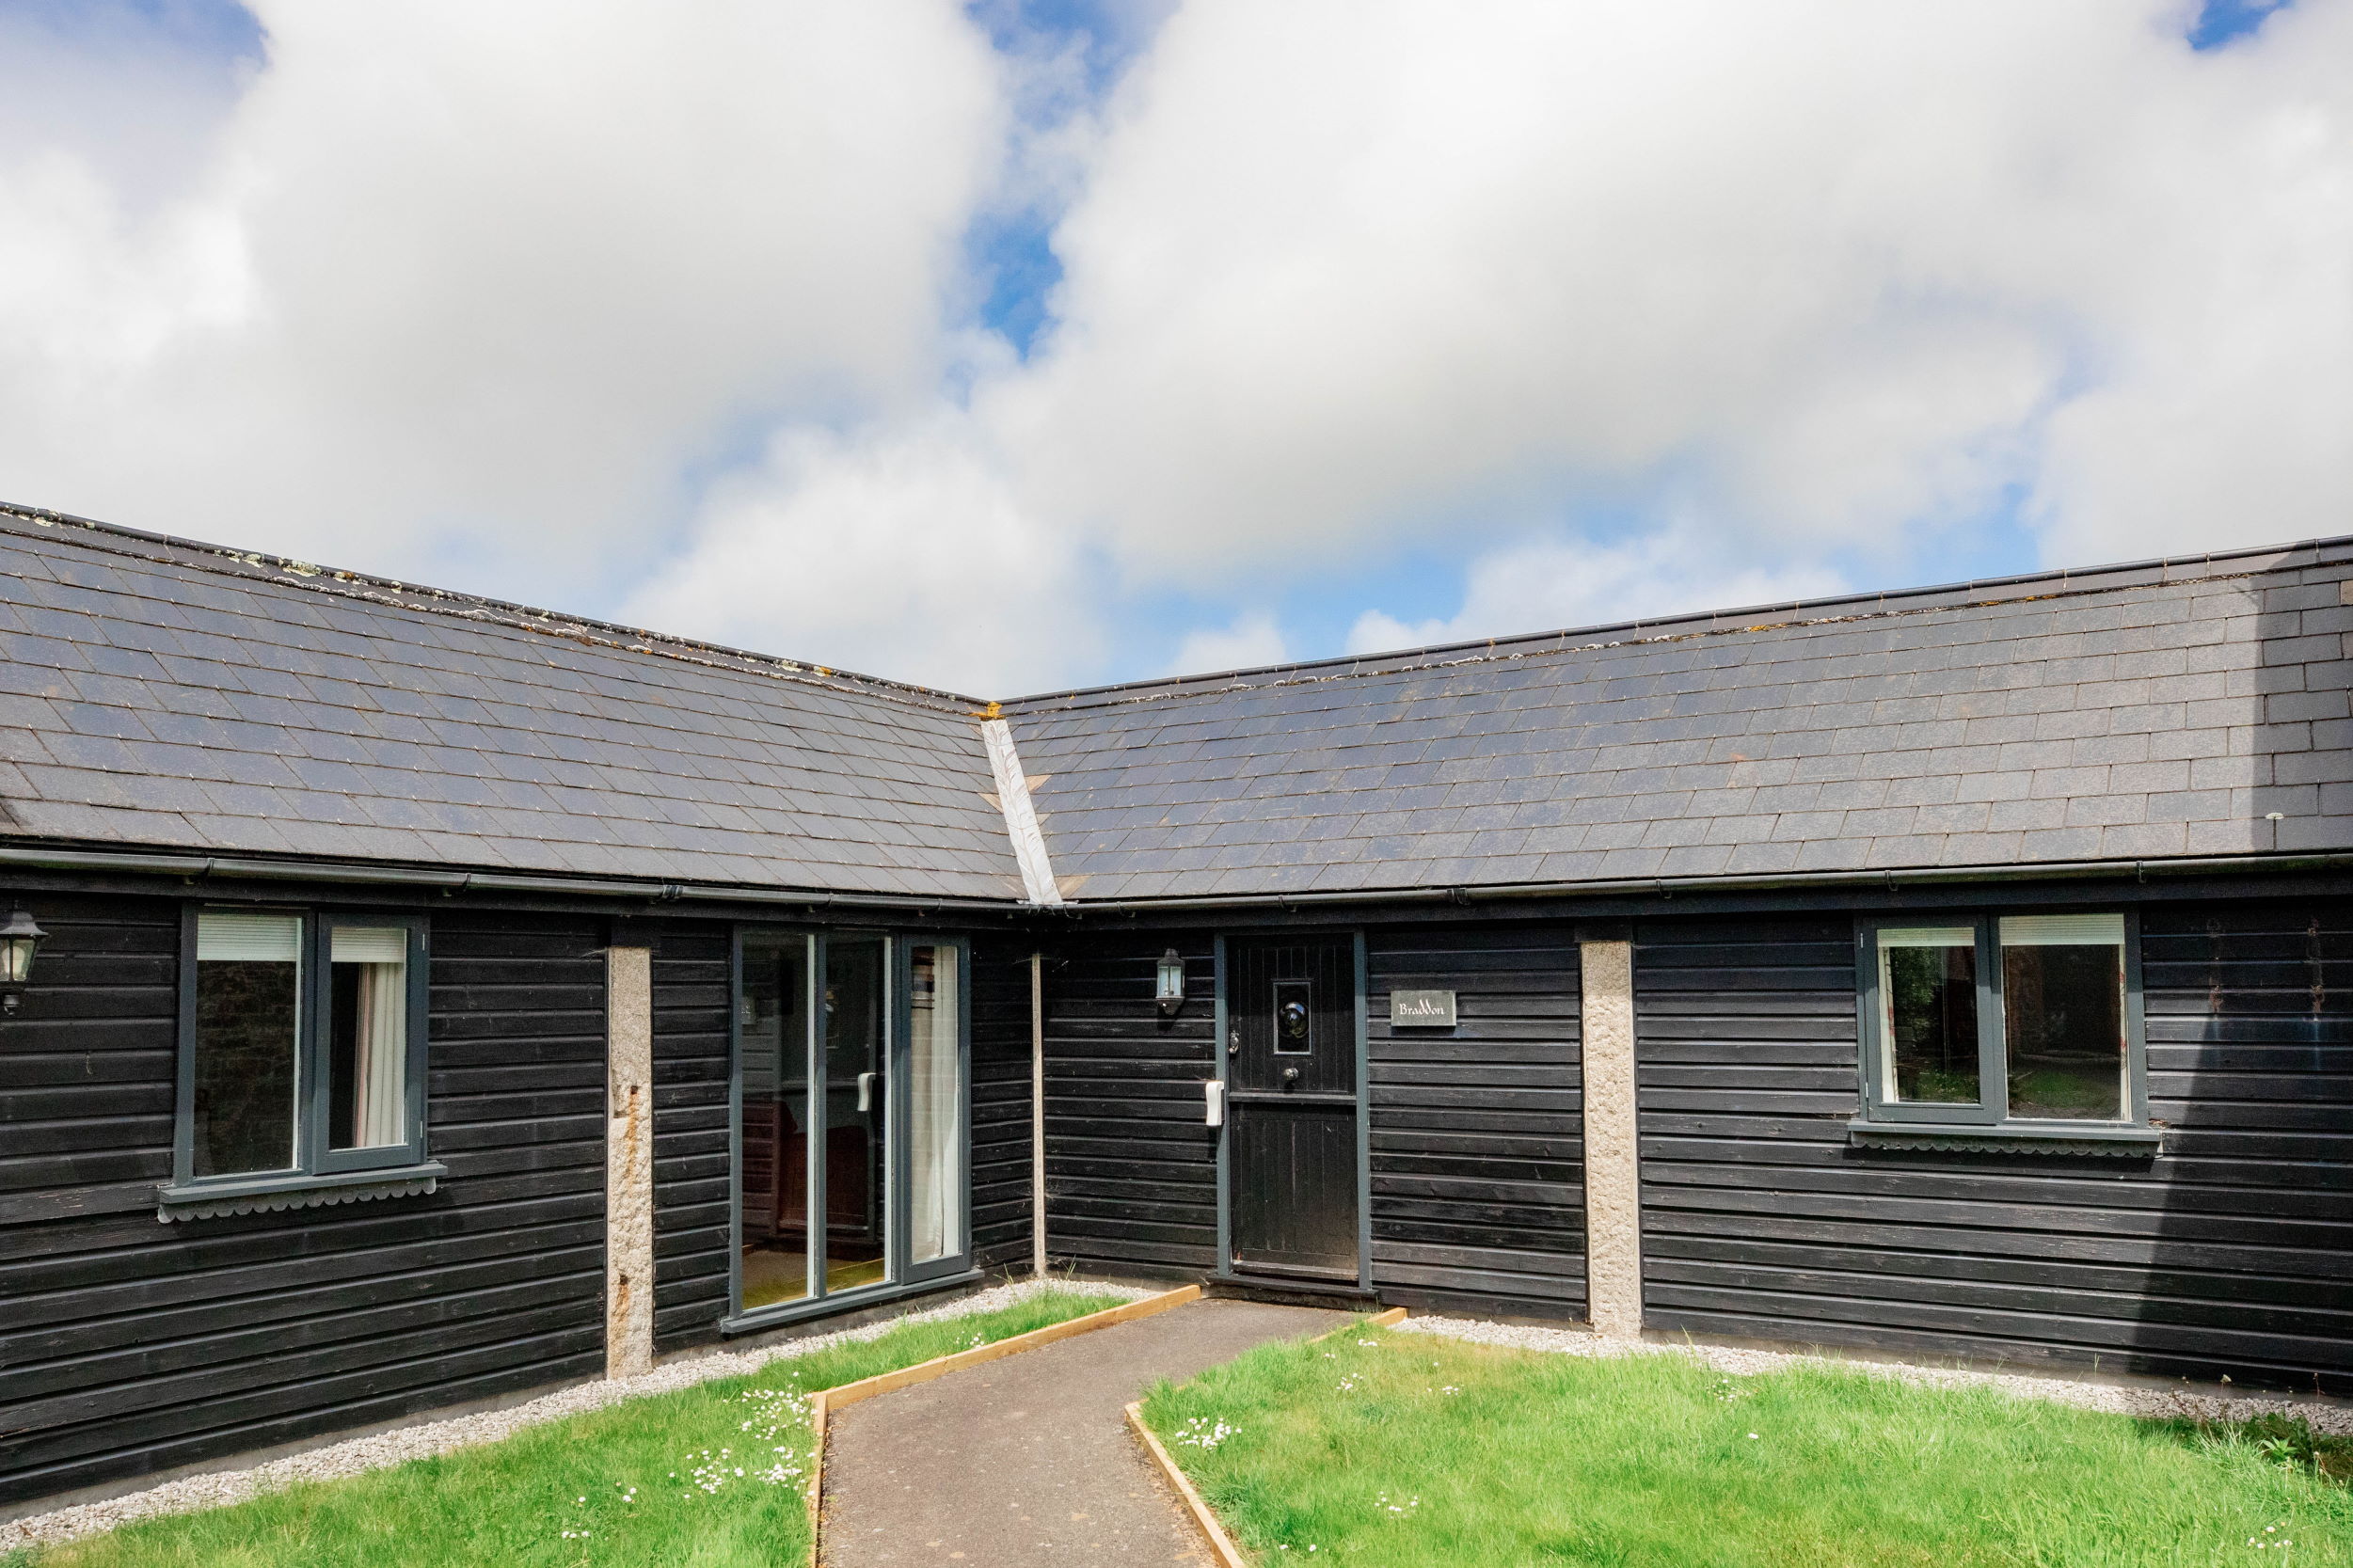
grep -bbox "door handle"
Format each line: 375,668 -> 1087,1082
1203,1080 -> 1225,1127
856,1071 -> 876,1113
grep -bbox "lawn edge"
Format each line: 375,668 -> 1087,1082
1124,1307 -> 1409,1568
807,1283 -> 1202,1560
0,1278 -> 1138,1560
1126,1401 -> 1252,1568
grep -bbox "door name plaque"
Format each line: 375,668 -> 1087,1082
1390,990 -> 1457,1027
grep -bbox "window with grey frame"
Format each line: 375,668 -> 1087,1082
1856,912 -> 2149,1132
167,908 -> 433,1205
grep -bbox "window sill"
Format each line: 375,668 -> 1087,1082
717,1267 -> 983,1336
1847,1120 -> 2160,1156
156,1162 -> 447,1222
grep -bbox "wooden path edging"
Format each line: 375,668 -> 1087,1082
1126,1306 -> 1409,1567
804,1284 -> 1203,1560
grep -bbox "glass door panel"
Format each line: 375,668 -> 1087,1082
905,943 -> 962,1267
822,936 -> 890,1294
735,928 -> 972,1319
738,933 -> 813,1310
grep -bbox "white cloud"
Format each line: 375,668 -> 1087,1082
1167,611 -> 1289,676
4,2 -> 2349,692
654,0 -> 2352,685
994,0 -> 2352,585
624,420 -> 1093,695
0,1 -> 1004,602
1345,529 -> 1848,656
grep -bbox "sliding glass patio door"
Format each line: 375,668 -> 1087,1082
732,930 -> 970,1321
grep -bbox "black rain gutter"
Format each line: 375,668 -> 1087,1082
8,841 -> 2353,922
1044,849 -> 2353,915
0,845 -> 1027,917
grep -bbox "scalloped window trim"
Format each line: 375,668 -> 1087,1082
156,1163 -> 446,1222
1847,1120 -> 2160,1156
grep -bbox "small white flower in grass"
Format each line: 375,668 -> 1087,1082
1747,1433 -> 1759,1440
1357,1339 -> 1379,1347
1174,1417 -> 1238,1450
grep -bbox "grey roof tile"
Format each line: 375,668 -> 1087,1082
0,513 -> 1022,899
8,506 -> 2350,904
1006,544 -> 2353,895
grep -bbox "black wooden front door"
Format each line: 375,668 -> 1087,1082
1226,936 -> 1359,1280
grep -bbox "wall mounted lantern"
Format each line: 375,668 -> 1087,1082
1154,948 -> 1186,1015
0,909 -> 45,1015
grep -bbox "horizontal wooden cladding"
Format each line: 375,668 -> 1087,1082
1369,926 -> 1583,1314
0,900 -> 609,1505
1042,936 -> 1218,1275
648,924 -> 730,1353
1635,907 -> 2353,1394
969,938 -> 1035,1273
0,901 -> 175,1199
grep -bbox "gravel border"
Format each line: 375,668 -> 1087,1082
0,1279 -> 1149,1557
1394,1315 -> 2353,1435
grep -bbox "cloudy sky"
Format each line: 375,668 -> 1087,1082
1,0 -> 2345,694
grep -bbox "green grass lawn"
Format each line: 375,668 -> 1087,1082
1142,1324 -> 2353,1567
14,1289 -> 1124,1568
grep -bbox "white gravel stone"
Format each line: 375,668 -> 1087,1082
0,1279 -> 1147,1556
1394,1315 -> 2353,1435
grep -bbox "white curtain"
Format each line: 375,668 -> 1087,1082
907,946 -> 962,1263
335,927 -> 408,1148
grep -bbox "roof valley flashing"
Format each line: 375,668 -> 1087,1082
3,497 -> 2350,908
982,718 -> 1062,906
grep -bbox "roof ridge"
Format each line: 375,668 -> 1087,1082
1001,532 -> 2353,714
0,500 -> 994,719
12,498 -> 2348,720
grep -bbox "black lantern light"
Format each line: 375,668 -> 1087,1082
1154,948 -> 1186,1015
0,908 -> 45,1015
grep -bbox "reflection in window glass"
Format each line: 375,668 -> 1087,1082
1878,928 -> 1979,1104
907,945 -> 962,1264
739,933 -> 812,1310
824,938 -> 889,1294
328,927 -> 409,1150
2001,914 -> 2127,1120
193,911 -> 301,1178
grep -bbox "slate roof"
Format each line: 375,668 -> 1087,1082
0,505 -> 1025,900
4,499 -> 2348,908
1004,539 -> 2353,902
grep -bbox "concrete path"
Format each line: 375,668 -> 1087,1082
822,1298 -> 1351,1567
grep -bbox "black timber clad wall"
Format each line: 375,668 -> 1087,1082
1635,907 -> 2353,1391
1042,935 -> 1218,1275
1367,927 -> 1585,1316
970,937 -> 1035,1272
650,923 -> 731,1352
0,896 -> 608,1506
